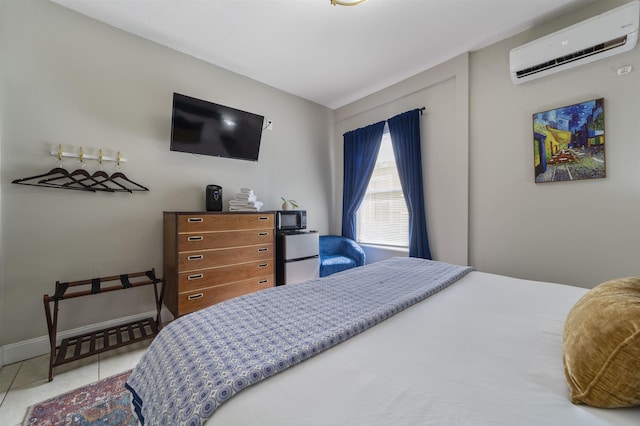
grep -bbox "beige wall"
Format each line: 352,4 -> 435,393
469,0 -> 640,287
0,0 -> 333,362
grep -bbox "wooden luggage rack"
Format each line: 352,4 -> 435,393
43,269 -> 164,381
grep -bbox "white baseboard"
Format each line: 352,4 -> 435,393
0,309 -> 172,368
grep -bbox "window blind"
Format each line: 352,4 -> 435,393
356,131 -> 409,247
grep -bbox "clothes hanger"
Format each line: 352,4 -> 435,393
86,170 -> 132,193
109,171 -> 149,192
13,145 -> 74,187
107,153 -> 149,192
12,167 -> 70,185
12,167 -> 90,191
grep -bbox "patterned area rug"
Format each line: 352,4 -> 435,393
23,370 -> 138,426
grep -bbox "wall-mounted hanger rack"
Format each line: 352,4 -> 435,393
50,145 -> 128,164
12,145 -> 149,193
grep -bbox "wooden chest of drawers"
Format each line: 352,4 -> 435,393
163,212 -> 275,317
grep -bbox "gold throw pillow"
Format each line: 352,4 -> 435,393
563,277 -> 640,408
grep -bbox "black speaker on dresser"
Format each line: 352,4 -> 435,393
206,185 -> 223,211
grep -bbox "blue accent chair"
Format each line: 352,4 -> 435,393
319,235 -> 366,277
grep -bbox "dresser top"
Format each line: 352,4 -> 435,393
163,211 -> 276,215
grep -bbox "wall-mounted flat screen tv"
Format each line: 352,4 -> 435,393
170,93 -> 264,162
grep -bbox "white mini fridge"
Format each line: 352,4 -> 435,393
276,231 -> 320,285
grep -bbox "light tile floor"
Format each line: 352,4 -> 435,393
0,340 -> 151,426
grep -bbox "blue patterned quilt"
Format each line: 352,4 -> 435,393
126,257 -> 473,425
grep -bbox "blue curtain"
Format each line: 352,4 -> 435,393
387,109 -> 432,259
341,121 -> 385,240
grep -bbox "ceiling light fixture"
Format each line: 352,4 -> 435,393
331,0 -> 368,6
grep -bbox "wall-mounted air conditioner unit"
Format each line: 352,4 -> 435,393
510,0 -> 639,85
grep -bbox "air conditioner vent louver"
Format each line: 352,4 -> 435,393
510,0 -> 639,85
515,35 -> 628,79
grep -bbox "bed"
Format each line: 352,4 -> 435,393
126,257 -> 640,425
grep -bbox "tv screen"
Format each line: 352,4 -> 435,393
170,93 -> 264,162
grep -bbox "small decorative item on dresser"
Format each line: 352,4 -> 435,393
206,185 -> 223,211
281,197 -> 299,210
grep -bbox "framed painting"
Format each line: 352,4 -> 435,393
533,98 -> 605,183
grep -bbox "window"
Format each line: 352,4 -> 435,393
356,130 -> 409,247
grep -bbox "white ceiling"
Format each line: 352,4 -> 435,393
50,0 -> 597,109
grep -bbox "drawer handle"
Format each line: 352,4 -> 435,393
258,263 -> 268,268
188,274 -> 204,280
187,236 -> 204,242
187,218 -> 203,222
258,248 -> 269,253
188,293 -> 204,300
258,279 -> 269,285
258,232 -> 269,237
187,255 -> 204,260
258,216 -> 269,221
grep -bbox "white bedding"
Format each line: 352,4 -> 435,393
207,270 -> 640,425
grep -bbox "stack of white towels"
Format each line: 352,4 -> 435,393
229,188 -> 264,212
